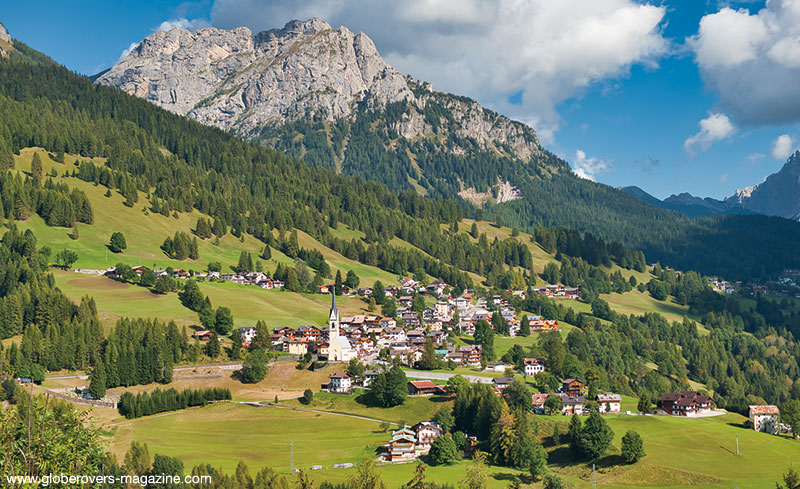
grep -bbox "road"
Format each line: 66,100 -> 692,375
403,369 -> 496,384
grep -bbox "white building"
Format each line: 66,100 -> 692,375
597,393 -> 622,413
325,372 -> 352,393
326,293 -> 355,362
523,358 -> 546,376
749,405 -> 780,434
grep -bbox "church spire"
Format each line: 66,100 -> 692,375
329,289 -> 339,322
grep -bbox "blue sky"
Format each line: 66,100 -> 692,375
3,0 -> 799,200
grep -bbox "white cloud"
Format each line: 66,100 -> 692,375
746,152 -> 765,162
771,134 -> 795,159
571,149 -> 612,181
206,0 -> 669,134
119,42 -> 139,61
683,113 -> 736,156
155,18 -> 210,32
690,0 -> 800,125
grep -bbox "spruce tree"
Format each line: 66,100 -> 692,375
88,357 -> 107,400
334,270 -> 343,295
31,152 -> 43,180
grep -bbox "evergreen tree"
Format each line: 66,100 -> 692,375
88,357 -> 106,400
214,307 -> 234,336
428,434 -> 459,465
229,328 -> 243,360
31,152 -> 43,180
621,430 -> 645,463
518,315 -> 530,337
416,337 -> 438,370
251,320 -> 271,351
334,270 -> 343,295
108,232 -> 127,253
237,251 -> 254,273
205,333 -> 220,358
576,412 -> 614,461
344,269 -> 360,289
473,320 -> 495,361
241,349 -> 269,383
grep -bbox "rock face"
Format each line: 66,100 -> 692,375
96,18 -> 542,161
0,22 -> 12,57
726,151 -> 800,220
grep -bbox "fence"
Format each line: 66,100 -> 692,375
44,387 -> 117,409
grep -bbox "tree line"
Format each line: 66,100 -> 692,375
118,387 -> 231,419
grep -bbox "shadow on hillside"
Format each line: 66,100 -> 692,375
594,454 -> 626,468
546,446 -> 575,467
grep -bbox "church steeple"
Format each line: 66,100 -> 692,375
329,291 -> 338,322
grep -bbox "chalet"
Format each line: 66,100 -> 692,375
749,405 -> 780,434
317,284 -> 333,294
564,287 -> 580,300
398,296 -> 414,307
408,380 -> 443,396
427,280 -> 446,296
385,428 -> 417,461
561,379 -> 584,396
453,297 -> 471,310
322,372 -> 352,393
286,338 -> 310,355
131,265 -> 149,277
493,377 -> 514,390
559,393 -> 585,415
531,393 -> 550,414
363,369 -> 382,387
237,326 -> 256,346
384,327 -> 407,342
459,345 -> 482,366
659,391 -> 714,417
528,316 -> 559,332
194,330 -> 214,341
273,326 -> 295,339
357,287 -> 373,296
412,421 -> 443,448
295,325 -> 322,341
523,358 -> 546,376
597,393 -> 622,413
401,311 -> 421,328
379,317 -> 396,328
400,277 -> 417,287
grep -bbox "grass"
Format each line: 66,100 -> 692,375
283,391 -> 447,425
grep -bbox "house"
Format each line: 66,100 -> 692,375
459,345 -> 482,366
194,330 -> 214,341
749,405 -> 780,434
558,393 -> 585,415
561,379 -> 584,395
531,393 -> 550,414
523,358 -> 546,376
385,428 -> 417,461
408,380 -> 443,396
412,421 -> 443,448
380,317 -> 397,328
286,338 -> 310,355
597,393 -> 622,413
363,369 -> 382,387
492,377 -> 515,390
322,372 -> 352,393
296,325 -> 322,341
384,327 -> 407,343
528,316 -> 559,332
659,391 -> 714,417
237,327 -> 256,346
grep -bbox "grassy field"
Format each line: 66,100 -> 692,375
97,397 -> 800,489
52,268 -> 378,330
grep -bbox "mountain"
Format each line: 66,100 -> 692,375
0,22 -> 11,56
726,151 -> 800,220
92,18 -> 800,279
95,18 -> 545,187
620,186 -> 750,218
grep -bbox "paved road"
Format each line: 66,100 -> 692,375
403,369 -> 496,384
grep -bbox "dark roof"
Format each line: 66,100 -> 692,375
493,377 -> 514,384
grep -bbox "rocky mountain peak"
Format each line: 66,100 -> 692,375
0,21 -> 12,57
725,150 -> 800,220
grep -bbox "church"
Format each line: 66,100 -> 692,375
326,292 -> 355,362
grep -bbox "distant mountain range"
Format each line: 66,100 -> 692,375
622,151 -> 800,220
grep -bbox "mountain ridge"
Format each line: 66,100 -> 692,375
725,150 -> 800,220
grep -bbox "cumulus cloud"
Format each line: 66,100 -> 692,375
572,150 -> 612,181
156,17 -> 210,32
771,134 -> 795,159
206,0 -> 669,134
690,0 -> 800,125
684,113 -> 736,156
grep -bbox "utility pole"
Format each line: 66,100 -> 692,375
736,433 -> 739,456
592,463 -> 597,489
290,441 -> 294,472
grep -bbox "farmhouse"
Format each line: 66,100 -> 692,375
194,330 -> 214,341
408,380 -> 443,396
531,393 -> 549,414
492,377 -> 514,390
558,393 -> 585,415
561,379 -> 583,395
523,358 -> 546,376
363,369 -> 382,387
237,327 -> 256,346
385,428 -> 417,461
412,421 -> 443,448
659,391 -> 714,417
749,405 -> 780,434
597,393 -> 622,413
321,372 -> 352,393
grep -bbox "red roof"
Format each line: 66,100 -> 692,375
749,405 -> 779,415
409,381 -> 437,389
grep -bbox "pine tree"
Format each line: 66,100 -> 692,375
88,357 -> 107,400
334,270 -> 343,295
31,152 -> 43,180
